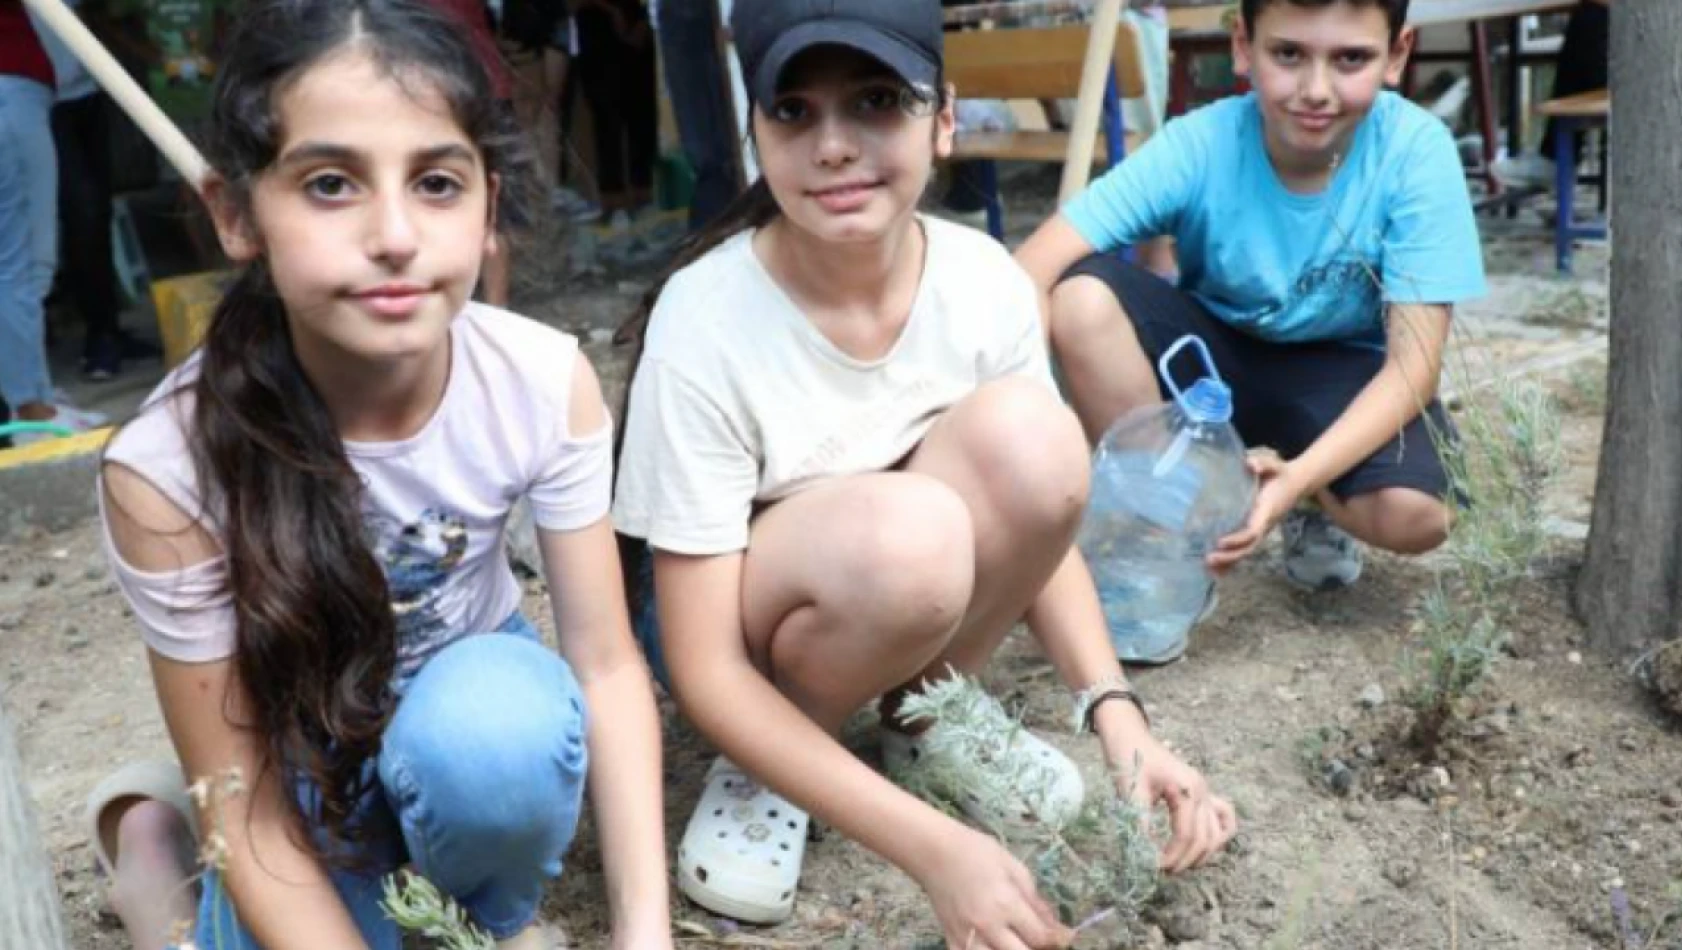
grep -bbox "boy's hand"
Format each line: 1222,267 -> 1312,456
1207,450 -> 1302,574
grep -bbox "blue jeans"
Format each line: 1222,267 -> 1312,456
0,76 -> 58,408
187,617 -> 590,948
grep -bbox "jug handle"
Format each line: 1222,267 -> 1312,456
1157,335 -> 1226,406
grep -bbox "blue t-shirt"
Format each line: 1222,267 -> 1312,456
1062,91 -> 1486,345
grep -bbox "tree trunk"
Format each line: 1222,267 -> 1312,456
1575,1 -> 1682,659
0,705 -> 70,950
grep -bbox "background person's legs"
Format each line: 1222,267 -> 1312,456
623,32 -> 659,212
655,0 -> 742,230
0,77 -> 57,419
52,92 -> 148,379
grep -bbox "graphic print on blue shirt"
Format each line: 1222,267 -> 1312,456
1261,256 -> 1386,345
367,507 -> 469,678
1060,91 -> 1487,345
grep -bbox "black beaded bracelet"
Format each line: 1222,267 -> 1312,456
1081,688 -> 1150,734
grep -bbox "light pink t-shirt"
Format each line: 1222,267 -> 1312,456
100,304 -> 612,674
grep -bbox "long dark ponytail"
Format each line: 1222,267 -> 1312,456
611,177 -> 781,606
182,0 -> 532,860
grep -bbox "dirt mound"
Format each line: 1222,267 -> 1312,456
1656,640 -> 1682,717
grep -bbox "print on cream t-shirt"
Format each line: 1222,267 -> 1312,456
613,216 -> 1057,557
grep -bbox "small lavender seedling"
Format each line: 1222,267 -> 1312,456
893,673 -> 1161,931
381,870 -> 495,950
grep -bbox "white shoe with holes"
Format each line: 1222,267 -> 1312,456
882,693 -> 1085,831
675,757 -> 807,924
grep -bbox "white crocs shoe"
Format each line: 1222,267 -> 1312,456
1282,507 -> 1363,591
883,692 -> 1085,831
675,758 -> 807,925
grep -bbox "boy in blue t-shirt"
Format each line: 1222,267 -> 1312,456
1018,0 -> 1484,625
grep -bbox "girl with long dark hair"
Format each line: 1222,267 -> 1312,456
89,2 -> 670,947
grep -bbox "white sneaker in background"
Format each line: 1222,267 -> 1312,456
1491,153 -> 1558,190
9,403 -> 109,447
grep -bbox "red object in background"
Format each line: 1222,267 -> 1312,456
0,0 -> 56,87
422,0 -> 513,100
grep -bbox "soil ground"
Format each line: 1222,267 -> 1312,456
5,168 -> 1679,950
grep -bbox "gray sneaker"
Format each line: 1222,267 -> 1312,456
1281,508 -> 1363,591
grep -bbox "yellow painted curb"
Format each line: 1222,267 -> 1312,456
0,427 -> 112,471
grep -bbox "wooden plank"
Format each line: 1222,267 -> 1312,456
1538,88 -> 1610,118
1166,4 -> 1231,37
1059,0 -> 1125,203
951,129 -> 1145,164
945,21 -> 1146,100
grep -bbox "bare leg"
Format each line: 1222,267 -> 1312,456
99,798 -> 197,950
885,378 -> 1090,717
1048,275 -> 1161,443
738,379 -> 1089,732
1320,486 -> 1450,555
740,473 -> 976,734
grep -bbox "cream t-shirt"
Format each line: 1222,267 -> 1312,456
613,216 -> 1056,556
100,304 -> 613,675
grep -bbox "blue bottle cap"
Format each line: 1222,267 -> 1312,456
1180,378 -> 1233,425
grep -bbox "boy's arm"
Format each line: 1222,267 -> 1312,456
1208,301 -> 1450,568
1015,109 -> 1208,312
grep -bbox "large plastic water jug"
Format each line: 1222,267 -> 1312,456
1077,336 -> 1256,664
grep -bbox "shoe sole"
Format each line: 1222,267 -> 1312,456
1283,564 -> 1363,593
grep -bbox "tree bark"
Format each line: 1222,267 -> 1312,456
1575,1 -> 1682,658
0,705 -> 70,950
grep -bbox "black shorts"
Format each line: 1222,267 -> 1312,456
1062,254 -> 1455,502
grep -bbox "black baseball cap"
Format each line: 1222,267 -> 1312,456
731,0 -> 944,107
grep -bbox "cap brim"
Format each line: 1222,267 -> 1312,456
749,20 -> 939,107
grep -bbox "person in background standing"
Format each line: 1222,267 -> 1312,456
35,0 -> 165,381
573,0 -> 658,222
1,0 -> 107,442
653,0 -> 741,231
423,0 -> 525,306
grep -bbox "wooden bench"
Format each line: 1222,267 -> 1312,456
945,20 -> 1148,238
1537,88 -> 1609,274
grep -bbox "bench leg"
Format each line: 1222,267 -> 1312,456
1555,118 -> 1577,275
1470,23 -> 1501,198
979,160 -> 1004,242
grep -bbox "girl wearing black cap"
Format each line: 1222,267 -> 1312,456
612,2 -> 1237,946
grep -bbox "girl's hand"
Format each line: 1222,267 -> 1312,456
1114,736 -> 1237,874
916,827 -> 1075,950
1207,450 -> 1302,575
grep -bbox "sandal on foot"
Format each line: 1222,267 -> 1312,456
676,757 -> 807,924
84,759 -> 198,879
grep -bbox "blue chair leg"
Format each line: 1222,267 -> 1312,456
978,160 -> 1004,242
1554,119 -> 1577,275
1100,70 -> 1135,262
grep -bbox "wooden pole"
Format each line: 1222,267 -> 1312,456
22,0 -> 209,190
1057,0 -> 1127,204
0,705 -> 70,950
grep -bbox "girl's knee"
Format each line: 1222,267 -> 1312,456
381,635 -> 589,834
952,379 -> 1090,524
824,477 -> 975,637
